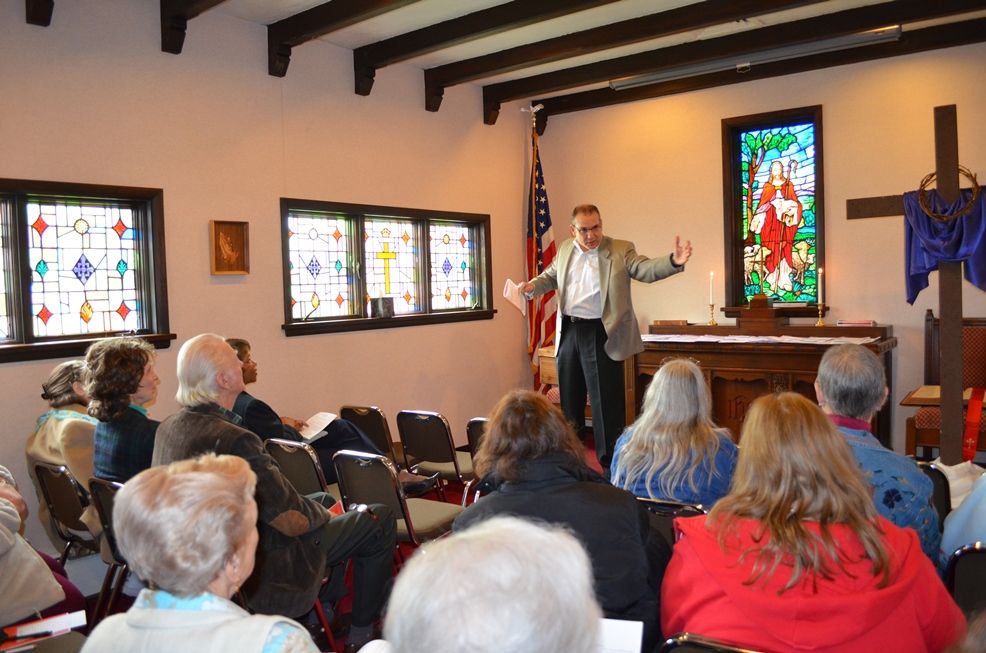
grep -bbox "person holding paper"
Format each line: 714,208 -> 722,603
522,204 -> 691,469
225,338 -> 384,483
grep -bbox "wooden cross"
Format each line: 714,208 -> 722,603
846,105 -> 967,464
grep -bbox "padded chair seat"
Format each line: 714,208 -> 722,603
915,406 -> 986,433
413,451 -> 475,481
396,498 -> 463,542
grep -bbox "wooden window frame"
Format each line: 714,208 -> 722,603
280,198 -> 495,336
0,178 -> 174,362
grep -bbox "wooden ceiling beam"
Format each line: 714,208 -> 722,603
25,0 -> 53,26
160,0 -> 227,54
532,17 -> 986,134
267,0 -> 420,78
483,0 -> 986,125
354,0 -> 620,96
424,0 -> 827,112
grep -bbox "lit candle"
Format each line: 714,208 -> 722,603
818,267 -> 824,304
709,271 -> 714,305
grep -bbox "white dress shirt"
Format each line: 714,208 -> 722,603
564,245 -> 602,319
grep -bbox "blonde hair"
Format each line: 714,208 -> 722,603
612,359 -> 722,499
708,392 -> 890,592
113,454 -> 256,595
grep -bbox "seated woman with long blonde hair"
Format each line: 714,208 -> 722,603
662,392 -> 965,653
611,359 -> 736,507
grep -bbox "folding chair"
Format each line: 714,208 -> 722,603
944,542 -> 986,617
637,497 -> 707,549
263,438 -> 341,504
32,462 -> 99,564
88,478 -> 129,625
917,461 -> 951,531
661,632 -> 765,652
333,449 -> 462,547
465,417 -> 487,460
397,410 -> 475,506
339,405 -> 395,460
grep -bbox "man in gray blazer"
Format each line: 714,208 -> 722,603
524,204 -> 692,469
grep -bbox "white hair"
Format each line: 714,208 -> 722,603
175,333 -> 230,407
816,344 -> 886,420
384,516 -> 601,653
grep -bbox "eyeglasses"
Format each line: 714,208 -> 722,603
573,224 -> 601,235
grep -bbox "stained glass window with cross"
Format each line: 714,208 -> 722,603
0,179 -> 171,362
280,199 -> 493,335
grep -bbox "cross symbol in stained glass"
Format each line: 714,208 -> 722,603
35,260 -> 49,278
441,258 -> 452,276
375,243 -> 397,293
307,256 -> 322,278
73,255 -> 95,284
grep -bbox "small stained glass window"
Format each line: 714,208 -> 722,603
429,221 -> 476,311
285,211 -> 354,320
280,199 -> 492,335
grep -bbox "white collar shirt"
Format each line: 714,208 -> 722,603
564,243 -> 602,319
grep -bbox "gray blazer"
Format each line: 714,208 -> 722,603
529,236 -> 681,361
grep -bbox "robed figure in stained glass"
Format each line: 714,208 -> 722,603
750,159 -> 803,293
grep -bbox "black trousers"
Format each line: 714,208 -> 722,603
557,317 -> 626,470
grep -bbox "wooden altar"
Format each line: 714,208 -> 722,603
539,303 -> 897,447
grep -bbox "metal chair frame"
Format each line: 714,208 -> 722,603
88,478 -> 129,625
916,460 -> 951,531
944,542 -> 986,617
32,462 -> 99,564
661,632 -> 764,652
339,405 -> 396,460
396,410 -> 474,506
263,438 -> 339,501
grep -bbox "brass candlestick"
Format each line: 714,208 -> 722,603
708,303 -> 718,326
815,302 -> 825,327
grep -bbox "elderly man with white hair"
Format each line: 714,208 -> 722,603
815,343 -> 940,561
361,516 -> 603,653
152,334 -> 396,652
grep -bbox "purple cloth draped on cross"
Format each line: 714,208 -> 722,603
904,189 -> 986,304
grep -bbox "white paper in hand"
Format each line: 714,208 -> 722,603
503,279 -> 527,315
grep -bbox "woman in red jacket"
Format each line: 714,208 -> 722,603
662,392 -> 965,653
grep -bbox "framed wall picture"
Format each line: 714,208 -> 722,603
722,105 -> 823,311
210,220 -> 250,275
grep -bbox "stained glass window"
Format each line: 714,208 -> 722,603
285,211 -> 354,320
27,201 -> 144,337
0,179 -> 169,360
280,199 -> 492,335
365,218 -> 418,314
429,221 -> 476,311
738,120 -> 818,304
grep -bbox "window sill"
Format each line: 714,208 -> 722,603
282,309 -> 496,336
0,332 -> 177,364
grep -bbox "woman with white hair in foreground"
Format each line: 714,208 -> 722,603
82,454 -> 319,653
360,516 -> 602,653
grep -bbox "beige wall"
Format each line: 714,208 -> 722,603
3,1 -> 985,552
0,0 -> 531,551
538,42 -> 986,451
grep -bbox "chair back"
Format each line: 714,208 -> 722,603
340,405 -> 395,459
88,478 -> 125,565
661,632 -> 764,652
264,438 -> 328,495
397,410 -> 458,469
332,449 -> 406,514
465,417 -> 487,459
922,309 -> 986,387
637,497 -> 707,549
917,461 -> 951,530
34,462 -> 93,546
945,543 -> 986,617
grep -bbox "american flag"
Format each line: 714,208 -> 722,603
527,131 -> 557,391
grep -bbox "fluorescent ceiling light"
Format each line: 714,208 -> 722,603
609,26 -> 902,90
